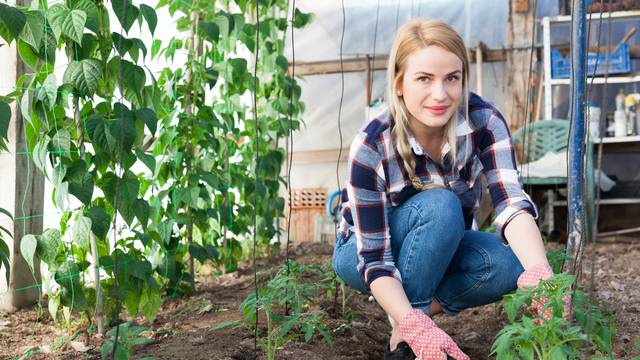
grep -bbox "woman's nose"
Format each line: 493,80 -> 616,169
431,81 -> 447,101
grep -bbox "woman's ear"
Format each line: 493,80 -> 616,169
395,79 -> 403,97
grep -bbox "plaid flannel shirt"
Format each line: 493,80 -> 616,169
338,92 -> 538,291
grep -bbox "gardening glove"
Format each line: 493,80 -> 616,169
517,263 -> 571,323
398,309 -> 469,360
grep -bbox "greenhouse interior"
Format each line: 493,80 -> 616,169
1,0 -> 640,359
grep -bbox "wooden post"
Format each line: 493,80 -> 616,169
475,42 -> 484,96
0,0 -> 44,311
506,0 -> 537,132
365,55 -> 372,106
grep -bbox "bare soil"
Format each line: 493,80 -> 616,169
1,240 -> 639,360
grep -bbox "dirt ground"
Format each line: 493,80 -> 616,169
1,239 -> 639,360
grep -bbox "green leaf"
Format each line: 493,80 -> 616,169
200,22 -> 219,42
37,28 -> 56,63
20,234 -> 38,272
32,136 -> 50,175
64,159 -> 94,205
47,4 -> 86,44
110,102 -> 137,152
188,244 -> 208,263
135,108 -> 157,134
140,286 -> 160,323
0,3 -> 26,42
19,10 -> 45,49
72,215 -> 91,251
125,288 -> 141,317
47,293 -> 60,320
56,261 -> 87,310
37,73 -> 58,108
111,0 -> 139,33
204,68 -> 219,88
50,129 -> 71,158
37,229 -> 61,266
17,39 -> 38,69
87,206 -> 109,239
157,219 -> 174,245
139,4 -> 157,35
19,92 -> 31,126
123,60 -> 146,94
70,0 -> 99,34
130,38 -> 147,62
109,57 -> 146,97
135,149 -> 155,173
111,32 -> 133,57
63,59 -> 102,96
151,39 -> 161,59
0,207 -> 12,221
293,8 -> 313,28
86,114 -> 115,152
134,198 -> 149,229
54,181 -> 69,211
99,171 -> 139,225
275,55 -> 289,72
0,101 -> 10,152
213,13 -> 230,37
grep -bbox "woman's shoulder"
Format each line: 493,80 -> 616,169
355,108 -> 393,145
467,92 -> 504,129
347,108 -> 393,161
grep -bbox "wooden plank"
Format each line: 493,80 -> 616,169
289,47 -> 534,76
505,0 -> 536,131
291,147 -> 351,164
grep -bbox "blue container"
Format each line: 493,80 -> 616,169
551,43 -> 631,79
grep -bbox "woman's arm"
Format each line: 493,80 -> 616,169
503,212 -> 549,269
370,276 -> 413,324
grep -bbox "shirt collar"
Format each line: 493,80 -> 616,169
455,110 -> 474,136
407,111 -> 473,156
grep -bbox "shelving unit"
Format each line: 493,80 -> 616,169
541,10 -> 640,234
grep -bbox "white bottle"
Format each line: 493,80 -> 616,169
587,103 -> 601,140
615,89 -> 626,111
614,110 -> 627,137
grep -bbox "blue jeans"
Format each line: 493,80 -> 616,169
332,189 -> 524,316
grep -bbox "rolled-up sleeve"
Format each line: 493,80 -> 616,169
346,133 -> 402,291
478,110 -> 538,238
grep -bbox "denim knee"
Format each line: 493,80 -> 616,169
331,233 -> 367,294
407,189 -> 464,228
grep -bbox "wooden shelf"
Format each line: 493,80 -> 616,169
548,10 -> 640,23
593,135 -> 640,144
550,73 -> 640,85
554,198 -> 640,206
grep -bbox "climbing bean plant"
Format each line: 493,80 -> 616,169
152,0 -> 310,278
0,102 -> 12,280
0,0 -> 311,335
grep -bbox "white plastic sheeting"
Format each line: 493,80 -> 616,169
284,0 -> 550,191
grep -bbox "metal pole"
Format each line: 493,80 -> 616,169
565,0 -> 587,275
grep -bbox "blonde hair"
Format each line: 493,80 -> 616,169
387,19 -> 470,191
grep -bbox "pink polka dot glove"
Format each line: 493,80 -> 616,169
517,263 -> 571,324
398,309 -> 470,360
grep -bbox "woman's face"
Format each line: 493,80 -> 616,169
397,45 -> 463,134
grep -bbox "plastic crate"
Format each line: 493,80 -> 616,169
551,43 -> 631,79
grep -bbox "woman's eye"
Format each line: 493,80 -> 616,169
447,75 -> 460,82
417,76 -> 429,82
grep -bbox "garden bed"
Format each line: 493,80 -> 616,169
1,240 -> 639,359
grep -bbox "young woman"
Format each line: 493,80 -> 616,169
332,19 -> 561,359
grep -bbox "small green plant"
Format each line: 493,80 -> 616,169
101,322 -> 152,360
213,261 -> 332,360
491,273 -> 615,359
546,248 -> 571,274
0,207 -> 12,282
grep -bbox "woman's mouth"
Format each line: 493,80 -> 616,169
424,105 -> 449,116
